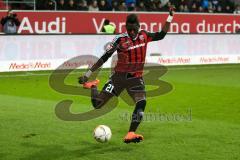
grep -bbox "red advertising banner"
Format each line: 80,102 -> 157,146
0,11 -> 240,34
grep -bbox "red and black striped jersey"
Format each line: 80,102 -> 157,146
100,30 -> 166,77
113,30 -> 149,76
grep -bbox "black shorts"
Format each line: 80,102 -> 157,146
102,72 -> 146,101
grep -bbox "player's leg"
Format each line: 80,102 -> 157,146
129,94 -> 146,132
85,76 -> 122,109
91,84 -> 114,109
124,91 -> 146,143
84,73 -> 123,109
124,77 -> 146,143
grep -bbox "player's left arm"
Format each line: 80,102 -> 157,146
78,42 -> 117,84
147,6 -> 175,41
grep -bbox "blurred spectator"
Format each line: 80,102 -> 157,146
1,10 -> 20,34
57,0 -> 67,10
190,2 -> 198,12
118,2 -> 127,11
195,0 -> 202,7
106,0 -> 112,7
143,0 -> 154,11
198,6 -> 205,12
183,4 -> 189,12
161,0 -> 169,6
234,5 -> 240,14
66,0 -> 77,10
125,0 -> 136,11
155,1 -> 163,11
215,5 -> 222,13
112,1 -> 119,11
221,0 -> 234,13
177,0 -> 187,8
162,1 -> 172,11
179,4 -> 189,12
99,0 -> 109,11
6,0 -> 240,13
224,5 -> 233,13
136,1 -> 146,11
45,0 -> 55,10
77,0 -> 88,11
207,2 -> 214,13
232,0 -> 240,6
89,0 -> 99,11
125,0 -> 136,6
202,0 -> 209,9
179,4 -> 184,12
212,0 -> 219,9
128,2 -> 136,11
101,19 -> 116,34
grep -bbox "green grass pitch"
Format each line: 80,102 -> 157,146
0,64 -> 240,160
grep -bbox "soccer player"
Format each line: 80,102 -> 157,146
79,7 -> 175,143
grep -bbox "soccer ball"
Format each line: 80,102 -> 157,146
93,125 -> 112,143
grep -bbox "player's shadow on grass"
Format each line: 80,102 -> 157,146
20,141 -> 134,160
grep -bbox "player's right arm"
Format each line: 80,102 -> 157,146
145,6 -> 175,42
78,38 -> 119,84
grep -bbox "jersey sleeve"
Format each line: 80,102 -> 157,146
100,35 -> 120,63
144,30 -> 167,42
90,36 -> 120,72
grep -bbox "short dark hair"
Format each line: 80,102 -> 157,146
126,14 -> 140,26
104,19 -> 110,25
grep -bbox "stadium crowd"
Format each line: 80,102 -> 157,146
1,0 -> 240,14
36,0 -> 240,13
